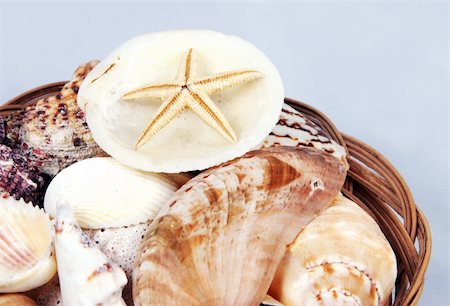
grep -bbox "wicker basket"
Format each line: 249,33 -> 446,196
0,83 -> 431,306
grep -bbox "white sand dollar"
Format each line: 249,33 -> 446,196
78,30 -> 284,172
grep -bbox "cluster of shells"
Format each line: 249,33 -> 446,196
1,31 -> 396,306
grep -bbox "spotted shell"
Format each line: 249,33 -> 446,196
269,193 -> 397,306
133,146 -> 347,305
3,61 -> 106,176
0,144 -> 44,204
260,104 -> 348,168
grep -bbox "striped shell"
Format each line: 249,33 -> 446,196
133,146 -> 347,306
0,144 -> 44,204
54,206 -> 127,306
44,157 -> 181,229
0,294 -> 37,306
0,197 -> 56,293
260,104 -> 347,168
3,61 -> 106,176
269,194 -> 397,306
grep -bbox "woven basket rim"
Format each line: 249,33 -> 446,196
0,82 -> 432,306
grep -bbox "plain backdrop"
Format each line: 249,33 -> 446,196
0,1 -> 448,305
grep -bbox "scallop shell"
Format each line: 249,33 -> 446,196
133,146 -> 347,305
0,294 -> 37,306
269,193 -> 397,306
0,197 -> 56,293
260,103 -> 348,168
0,144 -> 44,204
44,157 -> 180,229
54,205 -> 127,306
78,30 -> 284,173
3,61 -> 106,176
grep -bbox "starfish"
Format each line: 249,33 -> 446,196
122,48 -> 264,150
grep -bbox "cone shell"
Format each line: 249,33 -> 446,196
0,144 -> 44,204
260,104 -> 348,169
0,294 -> 37,306
54,205 -> 127,306
269,194 -> 397,306
133,146 -> 347,306
3,61 -> 106,176
0,197 -> 56,293
44,157 -> 180,229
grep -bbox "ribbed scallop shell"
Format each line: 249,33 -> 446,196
44,157 -> 180,229
0,294 -> 37,306
133,146 -> 347,306
3,61 -> 106,176
0,144 -> 44,204
269,194 -> 397,306
54,205 -> 127,306
0,197 -> 56,293
260,104 -> 348,168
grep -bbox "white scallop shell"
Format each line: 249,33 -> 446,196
54,205 -> 127,306
44,157 -> 179,229
0,197 -> 56,293
78,30 -> 284,173
269,194 -> 397,306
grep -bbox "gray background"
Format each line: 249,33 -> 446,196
0,1 -> 448,305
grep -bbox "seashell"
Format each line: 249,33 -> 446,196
0,293 -> 37,306
269,193 -> 397,306
4,61 -> 106,176
54,205 -> 127,306
260,104 -> 348,168
0,197 -> 56,293
27,275 -> 61,306
0,144 -> 44,204
0,117 -> 5,144
78,30 -> 284,173
261,295 -> 284,306
133,146 -> 347,305
44,157 -> 180,229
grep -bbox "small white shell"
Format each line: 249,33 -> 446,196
44,157 -> 180,229
269,194 -> 397,306
0,197 -> 56,293
54,205 -> 127,306
78,30 -> 284,173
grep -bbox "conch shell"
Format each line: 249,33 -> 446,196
0,144 -> 44,204
3,61 -> 106,176
0,294 -> 37,306
54,205 -> 127,306
44,157 -> 181,229
133,146 -> 347,306
0,197 -> 56,293
269,194 -> 397,306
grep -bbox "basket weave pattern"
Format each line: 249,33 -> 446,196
0,84 -> 431,306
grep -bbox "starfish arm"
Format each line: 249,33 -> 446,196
175,48 -> 196,83
135,91 -> 185,149
187,90 -> 237,143
122,83 -> 180,101
191,70 -> 264,94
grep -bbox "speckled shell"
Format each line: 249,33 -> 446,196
133,146 -> 347,306
4,61 -> 106,176
54,206 -> 127,306
0,294 -> 37,306
260,104 -> 348,168
0,197 -> 56,293
0,144 -> 44,204
269,194 -> 397,306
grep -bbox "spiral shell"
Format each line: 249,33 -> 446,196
269,194 -> 397,306
133,146 -> 347,306
3,61 -> 106,176
44,157 -> 180,229
0,197 -> 56,293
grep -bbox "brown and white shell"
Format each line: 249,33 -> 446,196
0,144 -> 44,204
260,104 -> 348,168
269,194 -> 397,306
133,146 -> 347,306
3,61 -> 106,176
